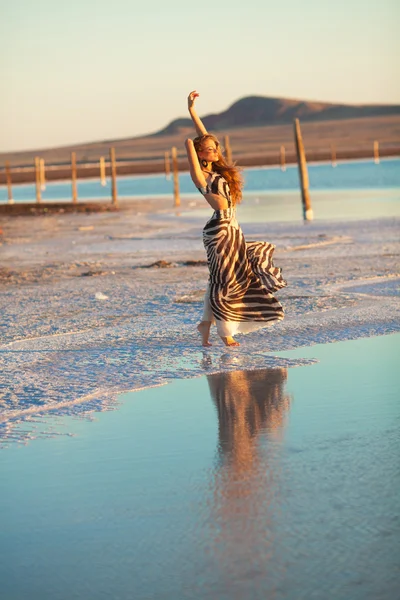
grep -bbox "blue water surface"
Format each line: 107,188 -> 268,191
1,333 -> 399,600
1,158 -> 399,203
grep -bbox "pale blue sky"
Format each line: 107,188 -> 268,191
1,0 -> 399,152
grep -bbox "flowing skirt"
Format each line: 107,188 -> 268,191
202,210 -> 286,337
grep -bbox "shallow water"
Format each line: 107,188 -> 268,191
163,188 -> 400,223
1,158 -> 399,208
1,333 -> 399,600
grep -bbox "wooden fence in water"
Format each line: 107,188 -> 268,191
1,126 -> 399,220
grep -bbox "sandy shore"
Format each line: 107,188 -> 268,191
0,198 -> 196,277
0,199 -> 399,445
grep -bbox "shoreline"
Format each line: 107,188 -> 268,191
1,156 -> 399,213
1,147 -> 400,186
1,197 -> 399,446
0,196 -> 192,217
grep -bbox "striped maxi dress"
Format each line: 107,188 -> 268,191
198,172 -> 286,338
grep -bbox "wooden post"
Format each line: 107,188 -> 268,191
293,119 -> 313,221
331,143 -> 337,167
100,156 -> 106,186
164,151 -> 171,180
5,161 -> 13,204
35,156 -> 42,203
224,135 -> 232,163
109,147 -> 118,206
71,152 -> 77,204
171,146 -> 180,207
374,140 -> 380,164
39,158 -> 46,190
280,145 -> 286,171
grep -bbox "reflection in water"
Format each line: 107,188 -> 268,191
206,368 -> 291,598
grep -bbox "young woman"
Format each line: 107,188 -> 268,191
185,90 -> 286,347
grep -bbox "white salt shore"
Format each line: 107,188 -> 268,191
0,197 -> 399,446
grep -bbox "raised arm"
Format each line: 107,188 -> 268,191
185,139 -> 206,188
185,139 -> 229,210
188,90 -> 208,136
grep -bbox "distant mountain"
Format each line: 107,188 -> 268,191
2,95 -> 399,167
154,96 -> 400,136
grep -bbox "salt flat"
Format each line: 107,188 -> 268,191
0,198 -> 399,446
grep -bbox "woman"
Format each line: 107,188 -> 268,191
185,90 -> 286,347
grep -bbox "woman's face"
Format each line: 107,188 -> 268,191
198,140 -> 219,163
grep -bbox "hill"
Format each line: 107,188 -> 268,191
1,96 -> 399,178
155,96 -> 400,136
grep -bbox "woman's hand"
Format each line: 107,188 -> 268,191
187,90 -> 208,136
188,90 -> 199,110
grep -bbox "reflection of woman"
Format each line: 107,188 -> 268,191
206,368 -> 291,591
185,90 -> 287,348
208,368 -> 290,473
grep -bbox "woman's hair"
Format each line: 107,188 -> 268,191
193,134 -> 243,204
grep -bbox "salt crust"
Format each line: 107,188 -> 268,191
0,209 -> 399,447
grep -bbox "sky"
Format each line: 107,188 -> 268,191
0,0 -> 399,152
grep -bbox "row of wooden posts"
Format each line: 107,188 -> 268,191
160,127 -> 382,222
4,148 -> 119,208
3,122 -> 384,221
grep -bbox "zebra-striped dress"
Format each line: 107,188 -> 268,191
199,172 -> 286,338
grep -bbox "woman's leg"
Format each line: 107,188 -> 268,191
197,287 -> 213,346
221,336 -> 240,347
198,288 -> 240,347
215,319 -> 240,347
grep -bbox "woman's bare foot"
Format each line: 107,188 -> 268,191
221,336 -> 240,347
197,321 -> 212,347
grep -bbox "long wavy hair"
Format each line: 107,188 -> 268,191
193,134 -> 243,205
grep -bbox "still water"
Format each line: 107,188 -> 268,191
1,158 -> 399,205
1,333 -> 399,599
